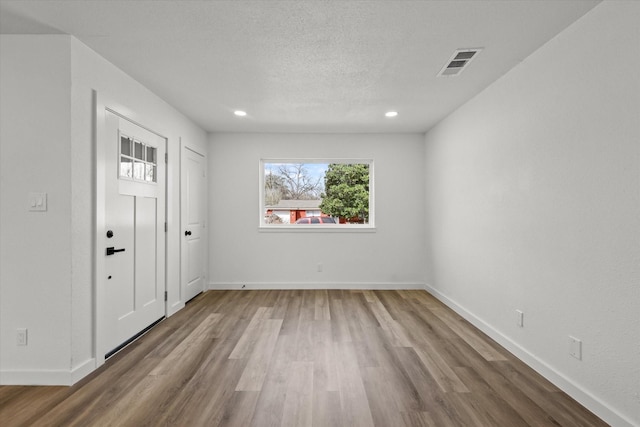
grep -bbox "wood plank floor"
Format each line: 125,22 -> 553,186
0,290 -> 609,427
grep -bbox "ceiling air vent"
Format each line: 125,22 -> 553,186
438,48 -> 482,77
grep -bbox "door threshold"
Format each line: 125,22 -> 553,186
105,317 -> 165,360
185,291 -> 204,305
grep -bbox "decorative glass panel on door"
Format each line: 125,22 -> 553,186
121,136 -> 132,157
134,161 -> 145,181
118,133 -> 158,184
145,164 -> 156,183
120,157 -> 133,178
134,140 -> 144,160
146,146 -> 156,164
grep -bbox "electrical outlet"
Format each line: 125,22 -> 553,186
17,328 -> 28,346
516,310 -> 524,327
317,263 -> 323,272
569,336 -> 582,360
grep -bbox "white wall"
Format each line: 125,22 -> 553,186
0,35 -> 207,385
208,133 -> 426,289
0,35 -> 73,383
423,2 -> 639,426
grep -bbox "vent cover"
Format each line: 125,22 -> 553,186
438,48 -> 482,77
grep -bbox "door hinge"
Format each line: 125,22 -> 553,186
164,291 -> 168,301
165,152 -> 168,163
164,222 -> 167,232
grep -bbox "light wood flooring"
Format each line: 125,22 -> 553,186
0,290 -> 608,426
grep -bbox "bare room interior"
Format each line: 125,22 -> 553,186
0,1 -> 638,426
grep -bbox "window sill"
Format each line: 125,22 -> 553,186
259,225 -> 376,233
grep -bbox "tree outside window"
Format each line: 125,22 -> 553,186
320,163 -> 369,224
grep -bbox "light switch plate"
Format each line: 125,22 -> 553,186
28,192 -> 47,212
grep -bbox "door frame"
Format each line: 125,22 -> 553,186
180,142 -> 207,303
94,94 -> 168,368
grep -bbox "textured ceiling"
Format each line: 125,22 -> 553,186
0,0 -> 600,133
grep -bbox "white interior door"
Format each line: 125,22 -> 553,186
103,111 -> 166,357
181,146 -> 206,302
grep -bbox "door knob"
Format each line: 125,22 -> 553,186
185,230 -> 192,236
106,247 -> 126,256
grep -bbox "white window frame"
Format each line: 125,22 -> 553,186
119,132 -> 158,185
259,158 -> 375,232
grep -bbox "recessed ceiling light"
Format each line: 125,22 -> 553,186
385,111 -> 398,118
234,110 -> 247,117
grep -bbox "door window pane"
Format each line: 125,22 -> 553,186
146,146 -> 156,164
120,157 -> 133,178
121,136 -> 132,157
134,141 -> 144,160
133,161 -> 145,180
145,164 -> 156,183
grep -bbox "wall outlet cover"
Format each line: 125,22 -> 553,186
17,328 -> 28,346
516,309 -> 524,327
569,336 -> 582,360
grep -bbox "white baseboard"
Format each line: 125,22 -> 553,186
0,358 -> 97,386
71,358 -> 96,384
1,369 -> 73,386
424,284 -> 635,427
209,281 -> 426,290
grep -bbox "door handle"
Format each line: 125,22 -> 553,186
185,230 -> 192,236
106,247 -> 126,256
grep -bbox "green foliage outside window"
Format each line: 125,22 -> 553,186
319,163 -> 369,223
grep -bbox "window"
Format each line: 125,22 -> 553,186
260,159 -> 374,230
120,134 -> 157,183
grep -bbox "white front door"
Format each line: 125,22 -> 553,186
181,146 -> 206,302
103,111 -> 166,357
